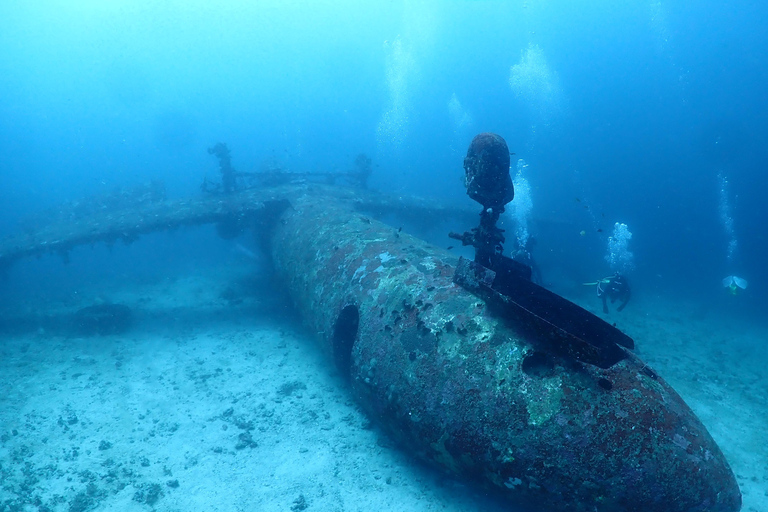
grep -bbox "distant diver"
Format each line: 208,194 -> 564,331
722,275 -> 748,295
584,272 -> 631,313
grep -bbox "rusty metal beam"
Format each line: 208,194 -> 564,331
270,188 -> 741,512
0,184 -> 469,268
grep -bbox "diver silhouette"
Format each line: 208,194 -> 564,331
585,272 -> 631,314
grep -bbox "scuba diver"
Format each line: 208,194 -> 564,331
585,272 -> 631,313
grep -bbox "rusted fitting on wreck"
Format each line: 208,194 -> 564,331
463,132 -> 514,209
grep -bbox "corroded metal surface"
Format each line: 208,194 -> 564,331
0,188 -> 284,267
271,188 -> 741,512
0,183 -> 470,268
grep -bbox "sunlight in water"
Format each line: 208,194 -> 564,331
447,92 -> 474,155
606,222 -> 635,274
718,171 -> 738,264
512,159 -> 533,251
509,43 -> 564,124
377,36 -> 415,153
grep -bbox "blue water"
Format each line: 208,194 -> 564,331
0,1 -> 765,316
1,3 -> 767,510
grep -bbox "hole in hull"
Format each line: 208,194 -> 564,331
598,378 -> 613,391
521,351 -> 556,378
332,304 -> 360,381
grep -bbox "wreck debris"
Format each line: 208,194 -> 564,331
0,185 -> 472,271
207,142 -> 237,194
0,164 -> 741,511
451,133 -> 633,369
202,144 -> 375,194
270,188 -> 740,512
19,181 -> 167,235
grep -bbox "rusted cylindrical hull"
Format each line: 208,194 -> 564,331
271,190 -> 741,512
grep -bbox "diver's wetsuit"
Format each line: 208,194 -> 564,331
597,273 -> 631,313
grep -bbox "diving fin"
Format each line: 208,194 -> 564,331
722,275 -> 748,290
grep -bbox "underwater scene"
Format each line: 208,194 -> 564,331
0,1 -> 766,511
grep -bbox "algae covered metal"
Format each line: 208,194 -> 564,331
270,188 -> 741,512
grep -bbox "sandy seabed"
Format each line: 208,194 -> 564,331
1,263 -> 766,512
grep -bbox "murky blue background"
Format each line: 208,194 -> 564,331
1,1 -> 765,320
